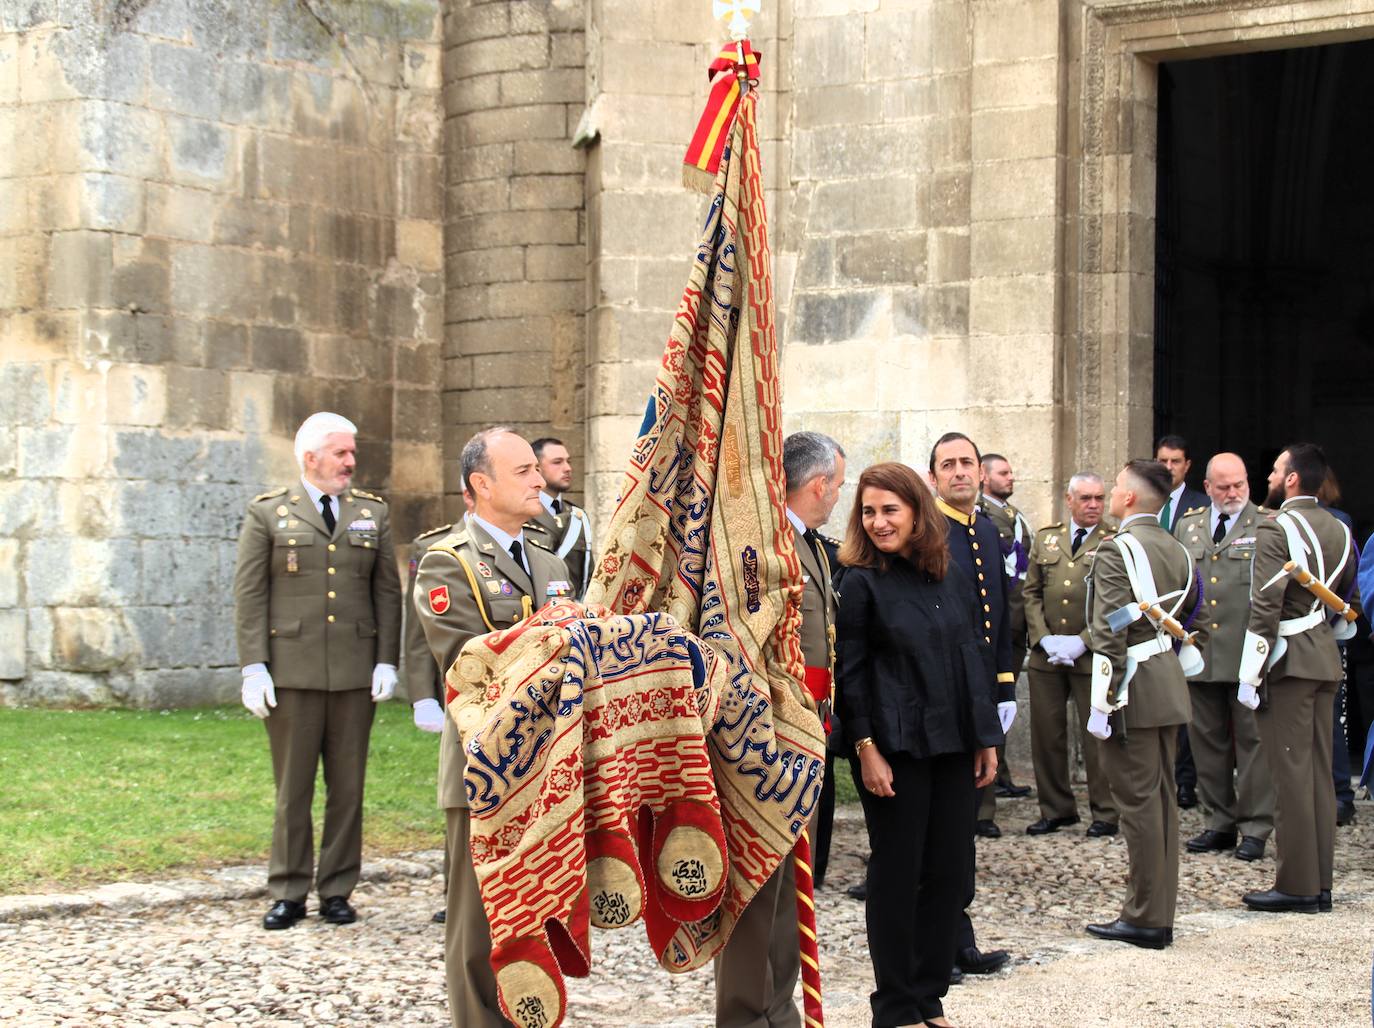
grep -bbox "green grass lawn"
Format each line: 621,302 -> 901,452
0,702 -> 861,896
0,702 -> 443,896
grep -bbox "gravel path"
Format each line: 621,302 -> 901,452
2,794 -> 1370,1027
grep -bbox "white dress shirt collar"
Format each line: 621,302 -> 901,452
469,514 -> 529,574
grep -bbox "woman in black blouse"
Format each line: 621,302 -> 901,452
835,462 -> 1003,1028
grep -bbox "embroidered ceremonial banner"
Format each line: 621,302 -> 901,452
682,41 -> 760,192
446,70 -> 824,1028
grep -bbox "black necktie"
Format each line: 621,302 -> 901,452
1213,512 -> 1229,545
551,498 -> 562,515
1072,527 -> 1087,554
802,528 -> 822,567
320,495 -> 336,533
509,540 -> 526,575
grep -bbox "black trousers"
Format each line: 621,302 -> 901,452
852,750 -> 975,1027
813,749 -> 836,887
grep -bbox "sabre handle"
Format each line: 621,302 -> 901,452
1283,560 -> 1359,623
1138,601 -> 1192,642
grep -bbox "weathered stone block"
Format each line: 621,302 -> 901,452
447,246 -> 525,287
107,364 -> 168,427
789,290 -> 883,345
972,0 -> 1059,64
969,274 -> 1056,336
811,177 -> 924,234
865,7 -> 932,80
451,209 -> 579,248
111,430 -> 204,482
27,538 -> 140,606
250,325 -> 309,374
500,66 -> 584,106
0,540 -> 19,608
970,217 -> 1057,277
396,218 -> 443,270
214,197 -> 290,249
525,243 -> 583,282
928,228 -> 971,284
835,232 -> 927,286
47,229 -> 112,308
447,33 -> 550,79
513,139 -> 585,176
146,183 -> 217,243
170,243 -> 263,320
972,105 -> 1059,162
456,103 -> 567,147
793,121 -> 924,181
227,371 -> 276,434
794,15 -> 864,88
510,173 -> 583,211
371,283 -> 421,340
972,58 -> 1057,111
0,362 -> 52,426
970,158 -> 1057,221
163,366 -> 229,430
0,609 -> 24,678
445,141 -> 513,184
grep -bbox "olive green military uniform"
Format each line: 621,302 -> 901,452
1087,515 -> 1199,930
414,520 -> 570,1028
1243,498 -> 1357,898
1023,521 -> 1118,826
523,497 -> 593,600
1173,502 -> 1274,841
714,522 -> 835,1028
977,495 -> 1032,820
233,484 -> 401,905
403,524 -> 454,706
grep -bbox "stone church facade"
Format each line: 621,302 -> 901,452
2,0 -> 1369,704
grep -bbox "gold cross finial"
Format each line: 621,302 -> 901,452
713,0 -> 761,41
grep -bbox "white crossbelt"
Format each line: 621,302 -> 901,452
1273,509 -> 1353,637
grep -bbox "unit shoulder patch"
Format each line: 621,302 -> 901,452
252,487 -> 287,503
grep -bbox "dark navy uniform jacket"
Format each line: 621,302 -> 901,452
938,498 -> 1016,704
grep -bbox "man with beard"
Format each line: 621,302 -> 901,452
1173,454 -> 1274,863
524,437 -> 594,600
928,432 -> 1015,976
1238,444 -> 1358,914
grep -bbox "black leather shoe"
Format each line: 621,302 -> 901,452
1233,836 -> 1265,862
846,882 -> 867,901
262,899 -> 306,930
1318,889 -> 1332,913
1336,800 -> 1356,826
1177,784 -> 1198,809
319,896 -> 357,924
1085,918 -> 1168,949
995,782 -> 1033,798
432,909 -> 446,924
1185,829 -> 1237,853
1026,815 -> 1079,835
1242,889 -> 1318,913
956,946 -> 1010,974
1085,820 -> 1118,838
974,819 -> 1002,838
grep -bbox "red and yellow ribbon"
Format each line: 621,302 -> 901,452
794,828 -> 824,1027
683,40 -> 761,180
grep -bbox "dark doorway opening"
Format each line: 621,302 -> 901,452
1154,40 -> 1374,768
1154,40 -> 1374,536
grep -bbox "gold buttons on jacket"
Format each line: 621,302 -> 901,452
980,589 -> 988,597
328,590 -> 336,599
1211,577 -> 1218,584
977,573 -> 985,581
328,543 -> 337,552
327,615 -> 336,623
1212,622 -> 1220,630
287,538 -> 296,546
328,567 -> 336,575
1068,561 -> 1075,569
972,542 -> 980,551
1064,579 -> 1072,587
1060,618 -> 1068,625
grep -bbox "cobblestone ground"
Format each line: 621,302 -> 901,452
2,794 -> 1370,1027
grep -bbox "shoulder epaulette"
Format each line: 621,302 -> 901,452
350,487 -> 385,503
1256,505 -> 1272,514
1182,506 -> 1207,517
819,532 -> 841,547
427,529 -> 469,553
416,522 -> 452,541
527,536 -> 555,553
1038,522 -> 1063,533
524,519 -> 548,532
252,487 -> 287,503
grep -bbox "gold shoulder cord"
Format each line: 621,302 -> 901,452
431,546 -> 499,633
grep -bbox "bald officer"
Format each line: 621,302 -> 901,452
1023,472 -> 1118,838
523,437 -> 593,599
234,411 -> 401,930
1239,444 -> 1357,914
414,427 -> 570,1028
1085,459 -> 1200,950
1173,454 -> 1274,863
715,430 -> 843,1028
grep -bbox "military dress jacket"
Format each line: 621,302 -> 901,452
938,499 -> 1016,702
401,523 -> 454,705
1023,521 -> 1113,675
978,495 -> 1031,641
524,499 -> 592,599
795,529 -> 838,715
1087,516 -> 1199,730
1246,497 -> 1357,685
1173,501 -> 1261,682
233,484 -> 401,691
413,520 -> 570,810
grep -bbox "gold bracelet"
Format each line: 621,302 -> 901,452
854,737 -> 875,755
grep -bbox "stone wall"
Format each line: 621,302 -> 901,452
0,0 -> 444,706
441,0 -> 587,522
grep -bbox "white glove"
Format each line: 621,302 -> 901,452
1040,635 -> 1066,662
241,664 -> 276,719
1237,682 -> 1260,711
412,697 -> 445,733
1058,636 -> 1087,663
371,663 -> 397,703
998,701 -> 1017,734
1087,708 -> 1113,741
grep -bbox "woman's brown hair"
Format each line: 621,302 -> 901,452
838,462 -> 949,578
